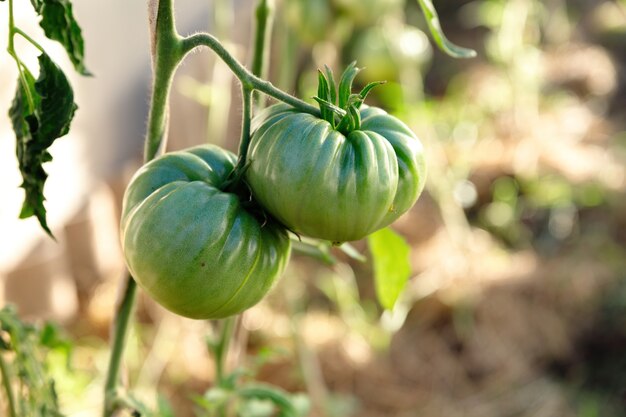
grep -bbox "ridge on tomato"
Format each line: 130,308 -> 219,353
245,63 -> 426,243
120,145 -> 291,320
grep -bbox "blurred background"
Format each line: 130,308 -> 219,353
1,0 -> 625,416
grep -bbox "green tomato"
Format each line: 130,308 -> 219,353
245,103 -> 426,242
120,145 -> 291,319
349,25 -> 432,83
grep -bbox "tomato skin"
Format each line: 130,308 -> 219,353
120,145 -> 291,320
245,104 -> 426,242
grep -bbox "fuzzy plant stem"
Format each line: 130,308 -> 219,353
103,0 -> 316,415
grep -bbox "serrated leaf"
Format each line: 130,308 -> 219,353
39,0 -> 91,75
415,0 -> 477,59
9,53 -> 78,237
367,228 -> 412,310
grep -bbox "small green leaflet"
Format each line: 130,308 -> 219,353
9,53 -> 78,237
33,0 -> 91,75
415,0 -> 477,59
367,227 -> 412,310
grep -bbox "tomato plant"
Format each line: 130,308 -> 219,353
1,0 -> 476,415
245,64 -> 427,242
121,145 -> 291,319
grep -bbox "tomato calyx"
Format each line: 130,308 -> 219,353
314,62 -> 385,135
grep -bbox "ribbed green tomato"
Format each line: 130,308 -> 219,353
120,145 -> 291,320
245,103 -> 426,242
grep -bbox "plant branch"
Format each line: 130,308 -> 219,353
251,0 -> 273,108
7,0 -> 35,112
214,316 -> 237,384
0,354 -> 17,417
14,28 -> 45,53
234,86 -> 253,174
104,1 -> 181,415
103,274 -> 137,417
181,33 -> 320,117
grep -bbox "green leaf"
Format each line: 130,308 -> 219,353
356,81 -> 386,108
38,0 -> 91,75
9,53 -> 78,237
415,0 -> 477,59
30,0 -> 44,12
323,65 -> 337,104
337,61 -> 360,109
237,384 -> 299,417
317,70 -> 332,125
367,228 -> 412,310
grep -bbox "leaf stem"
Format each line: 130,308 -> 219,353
0,353 -> 17,417
103,274 -> 137,417
6,0 -> 35,112
415,0 -> 477,59
14,28 -> 45,53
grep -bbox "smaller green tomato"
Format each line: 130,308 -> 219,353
349,25 -> 432,83
333,0 -> 403,26
120,145 -> 291,320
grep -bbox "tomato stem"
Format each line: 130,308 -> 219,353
251,0 -> 273,110
180,33 -> 320,117
103,274 -> 138,417
236,86 -> 253,175
105,1 -> 317,414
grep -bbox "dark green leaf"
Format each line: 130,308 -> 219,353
30,0 -> 44,12
367,228 -> 412,310
39,0 -> 91,75
337,61 -> 360,109
415,0 -> 477,59
9,53 -> 78,237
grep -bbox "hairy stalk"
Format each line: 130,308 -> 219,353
105,1 -> 318,414
0,354 -> 17,417
103,0 -> 180,415
234,86 -> 253,177
251,0 -> 273,108
180,33 -> 319,117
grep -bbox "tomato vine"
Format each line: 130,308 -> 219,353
2,0 -> 477,415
